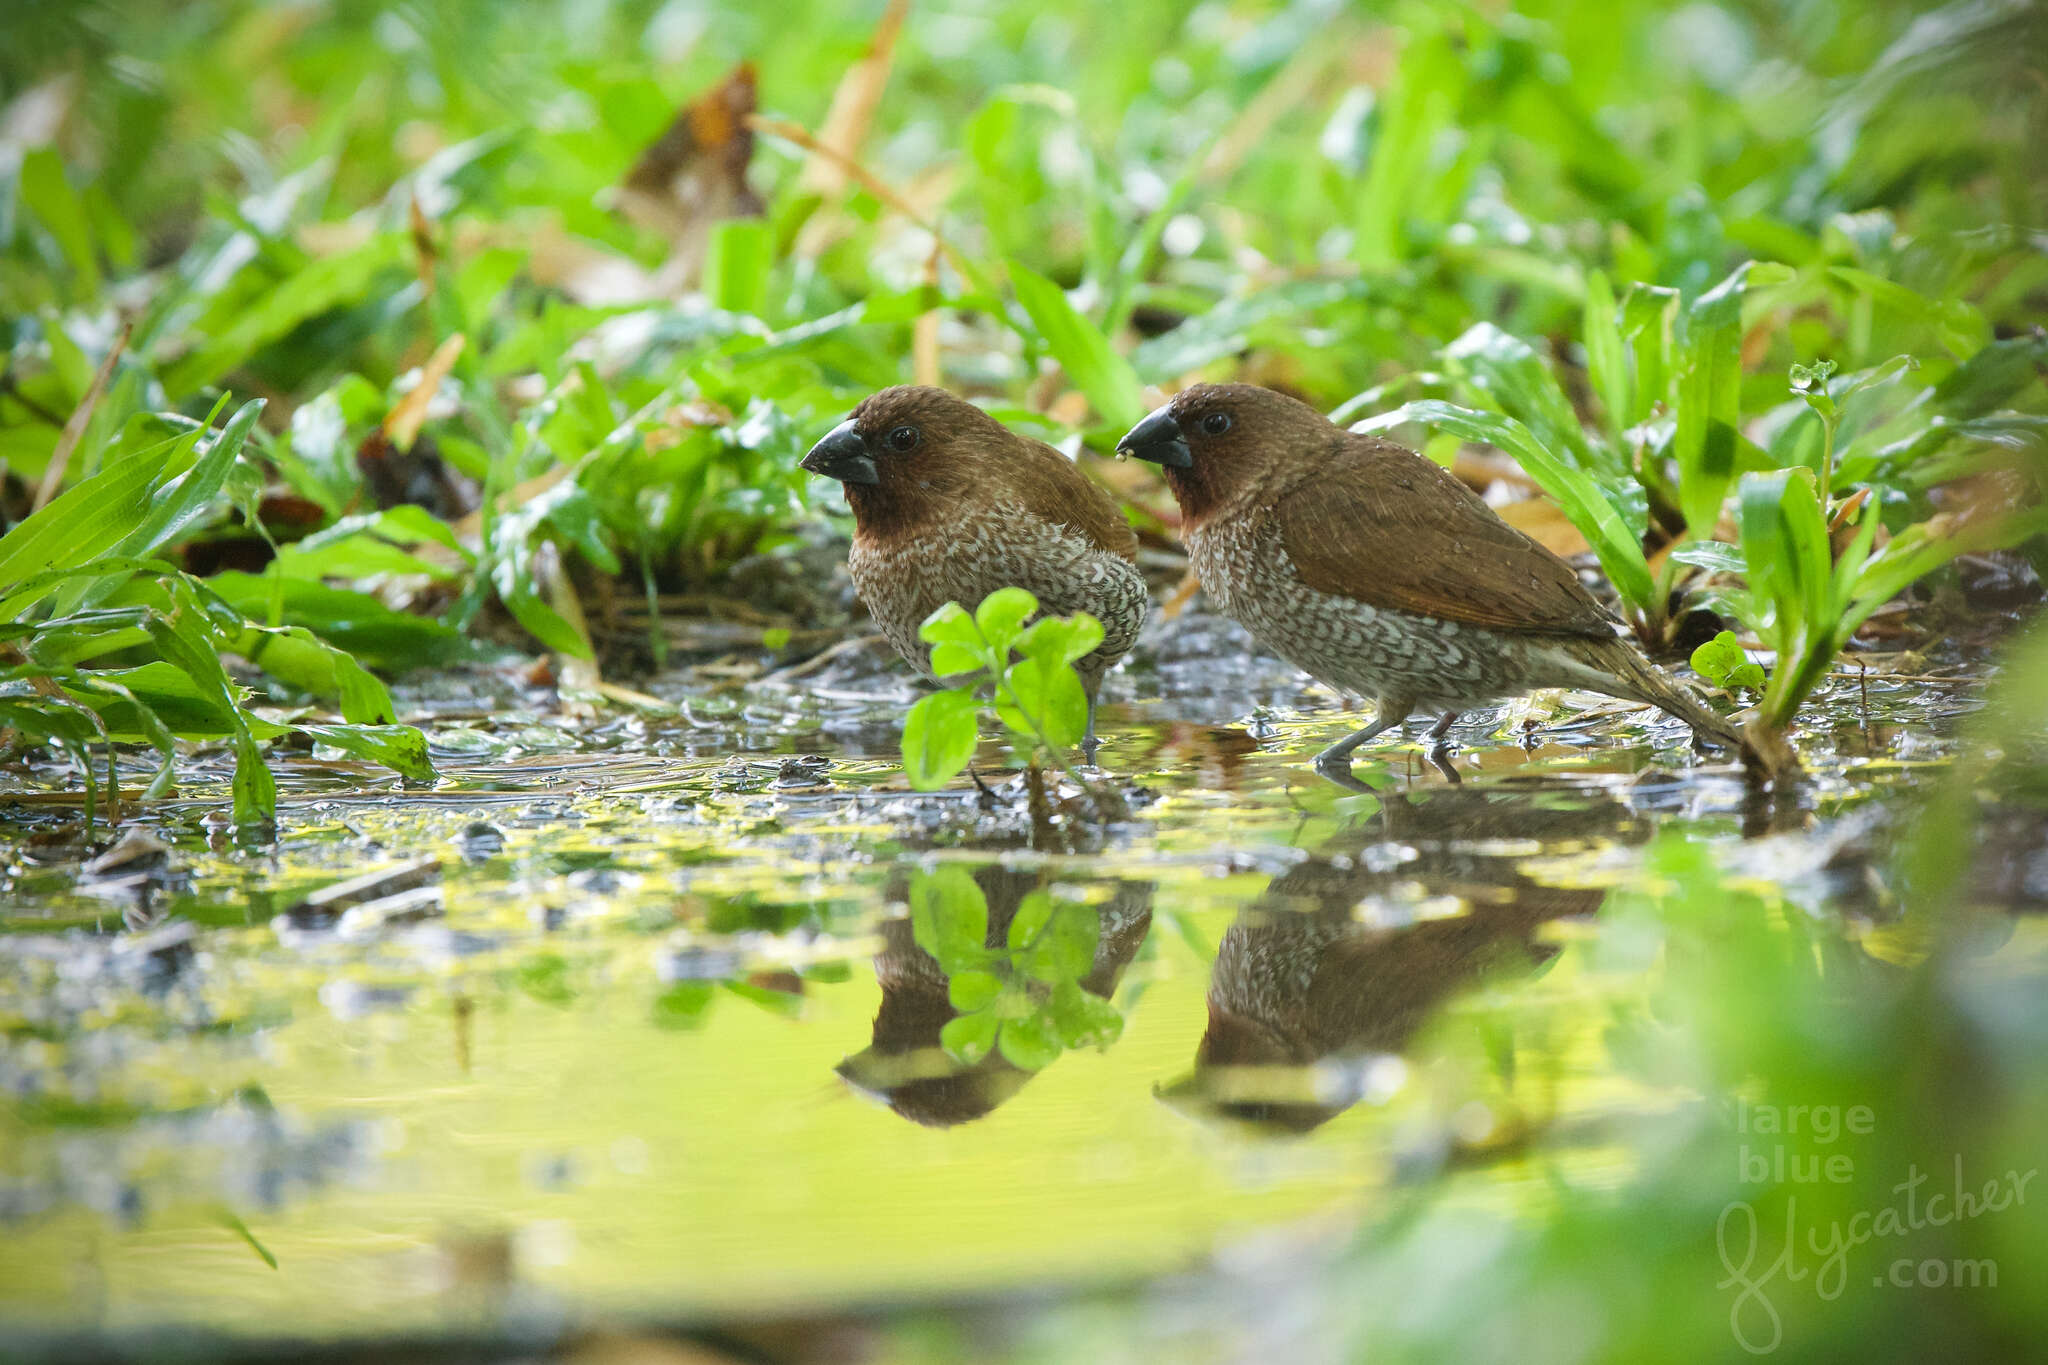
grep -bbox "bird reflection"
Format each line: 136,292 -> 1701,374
1162,783 -> 1642,1133
838,865 -> 1152,1127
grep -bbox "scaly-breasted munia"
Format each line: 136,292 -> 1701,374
1116,384 -> 1744,779
802,386 -> 1149,756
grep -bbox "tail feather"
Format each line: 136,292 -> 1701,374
1557,637 -> 1749,754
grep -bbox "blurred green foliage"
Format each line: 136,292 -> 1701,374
2,0 -> 2041,801
0,4 -> 2041,815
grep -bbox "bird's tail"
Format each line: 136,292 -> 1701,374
1559,637 -> 1752,756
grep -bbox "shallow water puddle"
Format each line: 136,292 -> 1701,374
0,648 -> 2014,1347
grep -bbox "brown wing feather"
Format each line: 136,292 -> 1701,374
1276,433 -> 1616,639
1006,439 -> 1139,562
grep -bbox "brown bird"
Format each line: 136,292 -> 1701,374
801,385 -> 1149,756
1115,383 -> 1745,780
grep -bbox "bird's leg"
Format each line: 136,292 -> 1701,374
1312,696 -> 1415,785
1077,671 -> 1108,767
1424,710 -> 1463,784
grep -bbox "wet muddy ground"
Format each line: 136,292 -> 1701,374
1,605 -> 2038,1359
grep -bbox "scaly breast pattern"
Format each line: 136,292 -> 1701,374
1185,511 -> 1536,712
848,500 -> 1149,690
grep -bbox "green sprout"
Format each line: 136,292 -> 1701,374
898,587 -> 1103,793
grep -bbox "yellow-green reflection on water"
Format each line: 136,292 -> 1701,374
0,696 -> 1979,1347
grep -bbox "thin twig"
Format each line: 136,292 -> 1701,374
756,632 -> 885,684
35,322 -> 132,512
746,115 -> 979,285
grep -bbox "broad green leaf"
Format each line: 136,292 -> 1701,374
1737,468 -> 1831,651
998,655 -> 1087,748
918,601 -> 982,650
1837,355 -> 1918,404
996,1009 -> 1062,1070
1008,263 -> 1144,430
1690,631 -> 1766,692
909,866 -> 990,973
208,573 -> 477,672
1673,263 -> 1754,541
162,235 -> 405,397
927,641 -> 984,678
1016,612 -> 1104,667
1619,284 -> 1680,424
1047,979 -> 1123,1049
1130,280 -> 1360,384
1020,902 -> 1099,984
947,970 -> 1003,1013
973,587 -> 1038,658
901,687 -> 980,791
1354,30 -> 1460,267
115,398 -> 265,562
143,598 -> 275,826
1006,889 -> 1055,952
297,723 -> 437,782
1927,334 -> 2048,421
0,431 -> 193,614
1668,541 -> 1747,576
230,622 -> 395,723
1445,322 -> 1606,477
1583,270 -> 1631,444
939,1010 -> 999,1065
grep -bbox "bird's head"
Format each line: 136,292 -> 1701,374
1115,383 -> 1335,525
800,385 -> 1021,537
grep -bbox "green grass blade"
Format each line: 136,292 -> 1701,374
1008,262 -> 1145,431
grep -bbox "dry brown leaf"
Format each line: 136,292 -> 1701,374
1496,496 -> 1592,558
616,63 -> 764,284
407,193 -> 437,299
382,332 -> 465,450
357,334 -> 477,520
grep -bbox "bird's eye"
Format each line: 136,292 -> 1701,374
886,425 -> 920,452
1201,411 -> 1233,435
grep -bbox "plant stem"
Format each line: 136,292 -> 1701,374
1816,409 -> 1839,506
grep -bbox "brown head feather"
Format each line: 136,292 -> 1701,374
1157,383 -> 1616,639
836,386 -> 1136,560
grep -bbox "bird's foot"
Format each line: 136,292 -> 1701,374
1312,749 -> 1378,794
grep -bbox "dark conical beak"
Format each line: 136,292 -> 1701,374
800,419 -> 879,485
1115,407 -> 1192,468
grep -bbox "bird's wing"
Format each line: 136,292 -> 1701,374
1014,440 -> 1139,562
1275,435 -> 1618,639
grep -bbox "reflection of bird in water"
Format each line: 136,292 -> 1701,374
1163,783 -> 1641,1133
838,865 -> 1152,1127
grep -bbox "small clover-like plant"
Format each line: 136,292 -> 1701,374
898,586 -> 1104,791
1689,630 -> 1766,694
906,867 -> 1124,1070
